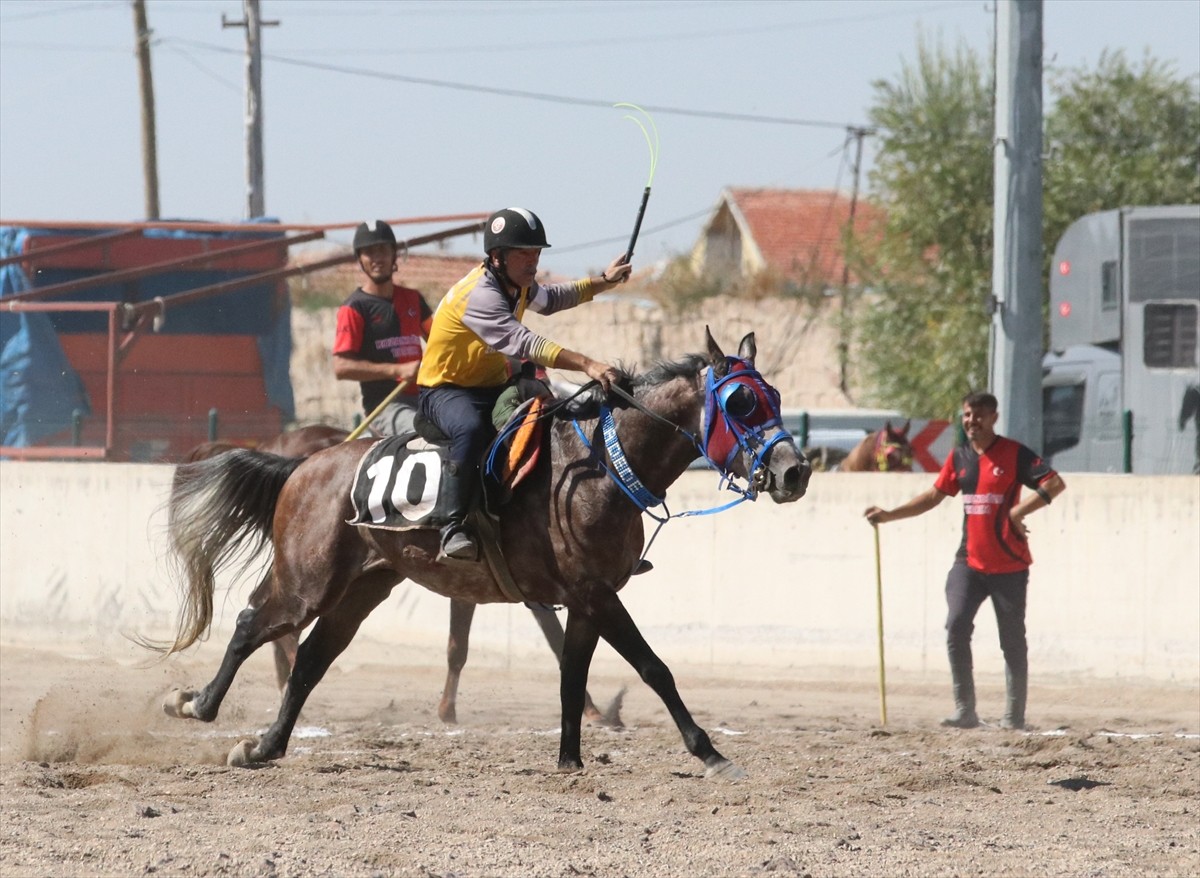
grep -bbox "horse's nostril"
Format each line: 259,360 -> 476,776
783,464 -> 808,494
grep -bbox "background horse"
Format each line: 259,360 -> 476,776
184,423 -> 347,463
183,424 -> 624,727
839,420 -> 914,472
158,329 -> 810,779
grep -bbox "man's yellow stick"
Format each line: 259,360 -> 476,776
344,382 -> 407,442
873,524 -> 889,726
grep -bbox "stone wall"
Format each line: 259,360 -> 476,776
290,294 -> 858,426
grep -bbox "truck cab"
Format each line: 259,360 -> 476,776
1042,345 -> 1123,472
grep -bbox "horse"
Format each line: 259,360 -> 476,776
183,423 -> 348,463
158,328 -> 811,779
182,424 -> 626,727
839,420 -> 914,472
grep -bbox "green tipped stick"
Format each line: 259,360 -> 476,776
873,524 -> 888,726
614,102 -> 660,264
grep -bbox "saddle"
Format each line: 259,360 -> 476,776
345,382 -> 651,590
343,396 -> 552,603
346,397 -> 547,533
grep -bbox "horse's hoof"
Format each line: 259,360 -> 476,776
556,758 -> 585,774
704,758 -> 747,781
162,689 -> 196,719
227,738 -> 259,767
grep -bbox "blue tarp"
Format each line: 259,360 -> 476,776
0,228 -> 91,446
0,223 -> 295,448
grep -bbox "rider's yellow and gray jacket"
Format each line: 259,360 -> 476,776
416,264 -> 598,389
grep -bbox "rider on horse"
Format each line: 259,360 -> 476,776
415,207 -> 632,561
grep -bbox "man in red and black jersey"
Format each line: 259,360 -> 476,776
865,392 -> 1066,730
333,220 -> 433,436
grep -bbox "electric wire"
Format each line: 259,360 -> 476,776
553,209 -> 711,256
161,37 -> 863,131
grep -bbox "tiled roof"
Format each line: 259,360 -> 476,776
719,187 -> 883,286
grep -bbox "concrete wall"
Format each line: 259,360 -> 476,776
1,461 -> 1196,685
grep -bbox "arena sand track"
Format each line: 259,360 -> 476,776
0,640 -> 1196,878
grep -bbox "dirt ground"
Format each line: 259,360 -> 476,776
0,637 -> 1196,878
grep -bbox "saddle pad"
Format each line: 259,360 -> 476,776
347,436 -> 452,532
494,396 -> 545,490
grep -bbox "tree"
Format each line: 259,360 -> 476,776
1043,49 -> 1200,267
849,35 -> 994,418
852,40 -> 1200,418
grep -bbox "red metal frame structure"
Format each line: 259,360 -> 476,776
3,229 -> 326,304
1,302 -> 121,459
0,217 -> 486,461
0,228 -> 143,270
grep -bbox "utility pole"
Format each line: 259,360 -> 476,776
132,0 -> 159,220
838,125 -> 874,400
989,0 -> 1044,450
222,1 -> 279,219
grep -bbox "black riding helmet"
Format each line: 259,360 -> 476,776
352,220 -> 397,253
484,208 -> 551,255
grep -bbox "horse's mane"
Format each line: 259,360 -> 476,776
550,355 -> 705,421
634,354 -> 706,389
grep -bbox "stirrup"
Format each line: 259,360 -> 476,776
632,559 -> 654,575
439,528 -> 479,562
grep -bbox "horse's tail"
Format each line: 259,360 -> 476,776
157,449 -> 303,656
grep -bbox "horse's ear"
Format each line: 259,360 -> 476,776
900,419 -> 911,437
737,332 -> 757,366
705,326 -> 729,377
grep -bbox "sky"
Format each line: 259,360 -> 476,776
1,0 -> 1198,279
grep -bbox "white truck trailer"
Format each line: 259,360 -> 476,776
1042,205 -> 1199,474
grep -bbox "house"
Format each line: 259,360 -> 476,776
690,187 -> 881,291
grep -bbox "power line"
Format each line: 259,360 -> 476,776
260,0 -> 725,18
162,44 -> 242,94
0,1 -> 120,23
0,40 -> 128,53
164,37 -> 861,131
264,2 -> 978,55
553,207 -> 714,255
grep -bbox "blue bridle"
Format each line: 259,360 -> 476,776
572,359 -> 795,525
701,360 -> 792,481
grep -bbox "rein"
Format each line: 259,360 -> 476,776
571,361 -> 791,567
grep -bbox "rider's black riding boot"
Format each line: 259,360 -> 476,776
439,460 -> 479,562
940,650 -> 980,729
1000,665 -> 1028,730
